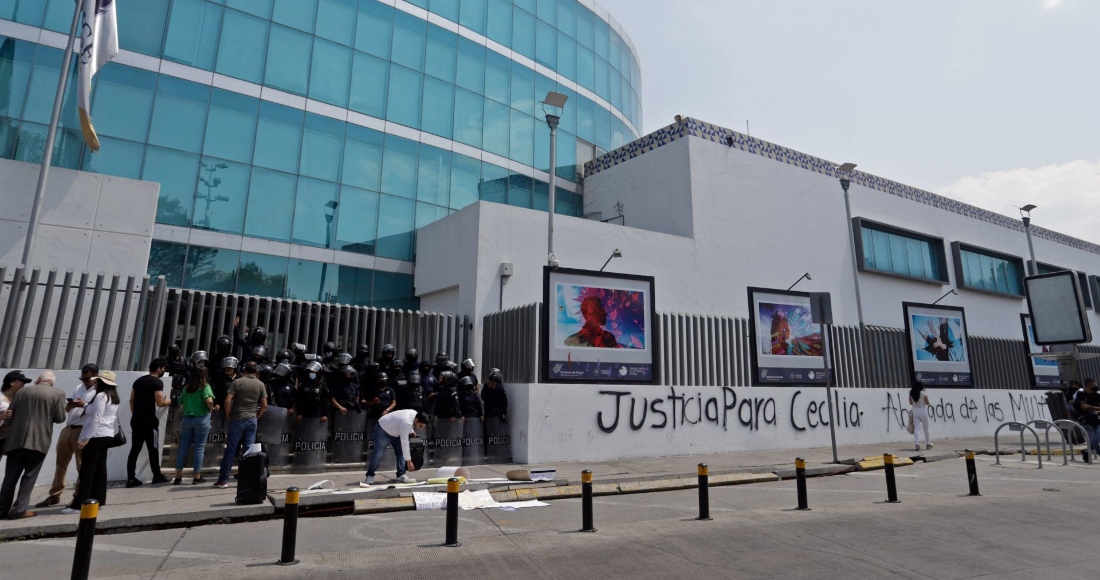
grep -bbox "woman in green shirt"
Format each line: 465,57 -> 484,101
174,368 -> 215,484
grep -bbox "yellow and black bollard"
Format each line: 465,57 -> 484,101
580,470 -> 596,532
444,477 -> 461,546
697,463 -> 712,521
70,499 -> 98,580
965,449 -> 980,496
279,487 -> 300,565
795,457 -> 809,510
884,454 -> 900,503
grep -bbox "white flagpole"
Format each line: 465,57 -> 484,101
21,1 -> 83,268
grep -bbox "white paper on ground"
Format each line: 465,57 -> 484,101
299,480 -> 336,494
414,491 -> 447,510
496,499 -> 551,511
413,490 -> 554,511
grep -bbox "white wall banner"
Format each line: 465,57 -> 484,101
903,302 -> 974,386
748,287 -> 827,385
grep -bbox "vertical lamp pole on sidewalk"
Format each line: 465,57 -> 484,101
1020,204 -> 1038,275
542,92 -> 568,269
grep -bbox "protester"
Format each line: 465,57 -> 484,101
174,367 -> 214,485
37,364 -> 97,508
360,410 -> 429,486
0,370 -> 32,456
1074,378 -> 1100,459
909,380 -> 932,451
126,358 -> 172,487
61,370 -> 122,515
0,370 -> 65,519
214,362 -> 267,489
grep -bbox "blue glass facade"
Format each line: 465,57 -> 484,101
0,0 -> 642,308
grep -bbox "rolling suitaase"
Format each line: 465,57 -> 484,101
235,449 -> 269,505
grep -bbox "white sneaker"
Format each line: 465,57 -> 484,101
60,508 -> 80,515
396,475 -> 414,483
360,476 -> 375,486
926,443 -> 934,449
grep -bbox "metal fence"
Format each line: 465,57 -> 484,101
481,303 -> 539,383
0,267 -> 470,371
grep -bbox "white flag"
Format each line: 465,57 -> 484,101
77,0 -> 118,153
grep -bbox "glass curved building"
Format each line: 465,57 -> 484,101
0,0 -> 642,308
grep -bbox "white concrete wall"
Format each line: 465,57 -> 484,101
505,383 -> 1055,463
0,158 -> 158,274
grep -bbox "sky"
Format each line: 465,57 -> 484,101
597,0 -> 1100,244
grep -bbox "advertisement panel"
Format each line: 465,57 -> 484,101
747,287 -> 827,385
902,302 -> 973,386
1020,313 -> 1061,388
542,267 -> 657,384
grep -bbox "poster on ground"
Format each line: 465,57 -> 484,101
1020,313 -> 1060,388
542,267 -> 656,384
747,287 -> 827,385
902,302 -> 973,386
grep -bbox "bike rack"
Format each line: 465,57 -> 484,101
1026,419 -> 1068,466
1053,419 -> 1092,465
993,422 -> 1043,468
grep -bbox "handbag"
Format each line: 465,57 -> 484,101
906,414 -> 915,435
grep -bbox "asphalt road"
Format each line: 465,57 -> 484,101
3,455 -> 1097,579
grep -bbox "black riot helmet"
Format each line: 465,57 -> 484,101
458,376 -> 476,391
221,356 -> 239,370
291,343 -> 307,357
407,370 -> 421,385
447,361 -> 458,372
214,335 -> 232,356
275,348 -> 293,364
341,364 -> 357,378
168,343 -> 182,359
190,350 -> 209,366
304,361 -> 323,376
322,341 -> 338,359
488,368 -> 503,383
439,370 -> 457,387
249,326 -> 267,347
258,363 -> 275,381
435,351 -> 449,366
375,371 -> 389,385
273,362 -> 293,378
356,343 -> 370,357
381,344 -> 396,358
405,348 -> 418,364
251,345 -> 269,360
335,353 -> 353,366
460,358 -> 475,373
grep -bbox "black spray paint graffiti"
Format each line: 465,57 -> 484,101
881,392 -> 1047,432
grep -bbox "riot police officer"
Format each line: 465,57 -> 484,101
330,364 -> 363,415
458,358 -> 478,391
432,351 -> 452,380
290,343 -> 308,366
275,348 -> 294,365
321,341 -> 340,365
351,344 -> 372,370
294,361 -> 329,425
402,370 -> 426,412
249,345 -> 271,367
457,376 -> 483,420
481,368 -> 508,423
376,344 -> 399,374
267,362 -> 297,410
402,348 -> 419,374
211,356 -> 238,409
212,335 -> 233,364
364,372 -> 396,420
165,343 -> 191,401
434,371 -> 461,421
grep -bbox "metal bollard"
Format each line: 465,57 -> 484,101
70,500 -> 98,580
884,454 -> 900,503
279,487 -> 300,565
697,463 -> 712,521
444,477 -> 461,546
965,449 -> 980,496
795,457 -> 809,510
580,470 -> 597,532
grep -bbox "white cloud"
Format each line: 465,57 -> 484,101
940,159 -> 1100,245
1043,0 -> 1066,10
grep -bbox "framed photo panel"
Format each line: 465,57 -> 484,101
1020,313 -> 1061,388
902,302 -> 973,386
747,287 -> 828,385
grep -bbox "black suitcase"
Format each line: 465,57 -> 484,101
235,449 -> 269,505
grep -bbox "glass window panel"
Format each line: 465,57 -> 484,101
507,173 -> 532,209
184,245 -> 240,292
593,106 -> 611,151
455,37 -> 485,94
555,32 -> 576,80
595,17 -> 609,60
485,50 -> 511,104
4,0 -> 42,26
355,0 -> 392,58
417,145 -> 450,206
253,101 -> 303,173
226,0 -> 272,19
372,271 -> 416,309
515,0 -> 535,14
415,202 -> 448,230
0,116 -> 17,159
870,229 -> 891,273
203,89 -> 258,163
243,167 -> 295,241
386,65 -> 422,128
0,37 -> 34,119
1006,263 -> 1021,294
265,25 -> 312,96
91,64 -> 157,143
216,10 -> 269,84
194,157 -> 249,234
459,0 -> 487,35
335,185 -> 378,254
429,0 -> 459,21
480,162 -> 507,203
449,153 -> 480,210
162,0 -> 222,70
576,6 -> 594,48
391,11 -> 426,72
532,179 -> 548,211
117,0 -> 169,56
424,26 -> 457,83
509,63 -> 535,116
381,134 -> 418,198
24,47 -> 80,129
609,70 -> 622,111
594,56 -> 610,100
375,194 -> 415,261
332,265 -> 373,306
13,123 -> 79,168
316,0 -> 356,45
148,76 -> 210,155
144,146 -> 198,226
300,113 -> 344,182
902,237 -> 923,278
273,0 -> 317,32
576,96 -> 595,143
610,32 -> 621,73
349,51 -> 388,118
309,39 -> 352,107
293,177 -> 339,247
887,234 -> 907,276
535,19 -> 556,68
962,251 -> 981,288
512,8 -> 535,59
576,46 -> 595,90
486,0 -> 512,46
536,0 -> 555,24
42,0 -> 73,32
509,109 -> 534,167
860,227 -> 876,270
286,259 -> 328,301
148,240 -> 188,287
483,99 -> 510,158
557,0 -> 575,37
82,137 -> 143,179
534,118 -> 549,172
977,254 -> 995,290
421,77 -> 454,139
237,252 -> 288,298
341,124 -> 384,190
452,88 -> 483,148
555,129 -> 575,181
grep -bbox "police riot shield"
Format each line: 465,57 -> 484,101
430,418 -> 464,466
292,418 -> 329,472
162,404 -> 183,468
484,417 -> 512,464
332,410 -> 367,464
461,417 -> 486,466
364,418 -> 396,472
257,406 -> 291,468
202,412 -> 228,469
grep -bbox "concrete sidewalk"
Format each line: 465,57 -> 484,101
0,435 -> 1056,541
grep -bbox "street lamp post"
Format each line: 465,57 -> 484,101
319,200 -> 339,302
542,92 -> 569,268
1020,204 -> 1038,275
837,163 -> 865,328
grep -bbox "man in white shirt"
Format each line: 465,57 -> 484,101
361,410 -> 428,486
37,364 -> 97,508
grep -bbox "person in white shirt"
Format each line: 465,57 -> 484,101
62,371 -> 121,515
909,380 -> 933,451
361,409 -> 428,486
38,364 -> 97,508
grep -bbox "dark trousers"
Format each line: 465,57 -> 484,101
126,423 -> 162,480
0,449 -> 46,517
69,438 -> 111,510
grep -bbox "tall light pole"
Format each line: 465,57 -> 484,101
1020,204 -> 1038,275
319,200 -> 338,302
542,92 -> 568,268
837,163 -> 865,329
196,161 -> 229,228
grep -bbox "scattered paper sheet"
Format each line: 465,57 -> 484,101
412,490 -> 554,511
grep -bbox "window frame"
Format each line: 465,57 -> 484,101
950,241 -> 1026,298
851,217 -> 948,285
